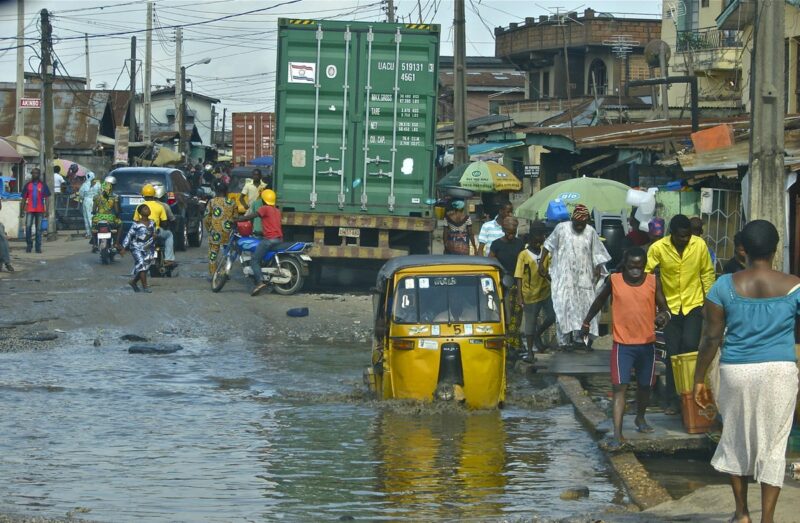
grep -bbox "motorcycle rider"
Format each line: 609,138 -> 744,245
92,175 -> 122,250
235,189 -> 282,296
134,184 -> 177,267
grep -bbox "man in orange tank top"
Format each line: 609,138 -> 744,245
581,247 -> 671,450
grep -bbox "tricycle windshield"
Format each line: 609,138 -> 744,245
392,275 -> 501,324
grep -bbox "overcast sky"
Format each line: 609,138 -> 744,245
0,0 -> 661,128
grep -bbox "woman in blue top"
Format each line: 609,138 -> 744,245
694,220 -> 799,523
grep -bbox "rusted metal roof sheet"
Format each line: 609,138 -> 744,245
678,130 -> 800,173
0,88 -> 128,149
521,115 -> 800,151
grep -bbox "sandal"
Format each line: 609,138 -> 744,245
664,406 -> 679,416
522,354 -> 536,364
635,420 -> 655,433
128,281 -> 140,293
602,437 -> 629,453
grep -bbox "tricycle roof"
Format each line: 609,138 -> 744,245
376,255 -> 505,292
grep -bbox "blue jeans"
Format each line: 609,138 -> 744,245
25,212 -> 43,251
155,228 -> 175,261
251,238 -> 280,284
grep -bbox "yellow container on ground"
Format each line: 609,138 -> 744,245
671,351 -> 698,395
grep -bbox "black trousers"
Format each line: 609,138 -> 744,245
663,307 -> 703,405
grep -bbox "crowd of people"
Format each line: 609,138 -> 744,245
442,198 -> 798,521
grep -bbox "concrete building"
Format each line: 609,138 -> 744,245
437,56 -> 525,122
135,86 -> 220,149
661,0 -> 800,115
494,9 -> 661,124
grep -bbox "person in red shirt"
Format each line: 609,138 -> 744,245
19,168 -> 51,254
236,189 -> 282,296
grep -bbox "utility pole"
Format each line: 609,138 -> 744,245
748,0 -> 786,269
417,0 -> 423,23
143,1 -> 152,142
174,27 -> 182,141
40,8 -> 55,234
452,0 -> 468,165
386,0 -> 395,22
180,65 -> 187,159
14,0 -> 24,141
210,105 -> 216,148
84,33 -> 90,89
129,36 -> 136,165
220,107 -> 227,148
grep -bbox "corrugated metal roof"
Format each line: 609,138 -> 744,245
521,115 -> 800,151
0,88 -> 129,149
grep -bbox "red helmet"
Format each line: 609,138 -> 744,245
237,221 -> 253,236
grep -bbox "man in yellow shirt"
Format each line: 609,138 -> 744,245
133,184 -> 175,265
645,214 -> 715,414
515,224 -> 555,363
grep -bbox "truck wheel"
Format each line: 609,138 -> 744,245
272,257 -> 304,295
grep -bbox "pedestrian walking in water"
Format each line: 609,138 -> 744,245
443,199 -> 477,255
489,216 -> 525,351
645,214 -> 715,414
694,220 -> 799,523
540,204 -> 611,350
203,180 -> 238,276
582,247 -> 670,450
119,204 -> 155,293
515,223 -> 555,362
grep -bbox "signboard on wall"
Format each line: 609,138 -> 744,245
524,164 -> 540,178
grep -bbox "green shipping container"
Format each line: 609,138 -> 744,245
274,19 -> 440,217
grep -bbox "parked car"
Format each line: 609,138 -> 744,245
110,167 -> 205,251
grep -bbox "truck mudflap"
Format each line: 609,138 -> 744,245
281,212 -> 435,260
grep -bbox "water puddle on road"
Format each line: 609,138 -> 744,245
0,336 -> 623,521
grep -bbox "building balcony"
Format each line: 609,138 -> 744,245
674,28 -> 743,72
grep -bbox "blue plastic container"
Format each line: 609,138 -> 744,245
545,199 -> 570,222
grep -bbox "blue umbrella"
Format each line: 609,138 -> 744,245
248,156 -> 273,167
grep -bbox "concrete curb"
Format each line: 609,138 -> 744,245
557,375 -> 673,510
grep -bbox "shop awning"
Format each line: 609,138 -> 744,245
0,137 -> 23,163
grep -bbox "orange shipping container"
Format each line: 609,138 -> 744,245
232,112 -> 275,165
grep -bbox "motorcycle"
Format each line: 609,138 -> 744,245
212,227 -> 312,295
95,221 -> 119,265
149,237 -> 177,278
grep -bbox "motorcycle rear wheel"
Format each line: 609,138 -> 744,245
272,257 -> 304,296
211,255 -> 233,292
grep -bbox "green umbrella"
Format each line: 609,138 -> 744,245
515,176 -> 631,220
437,161 -> 522,193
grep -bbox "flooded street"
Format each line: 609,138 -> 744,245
0,329 -> 622,521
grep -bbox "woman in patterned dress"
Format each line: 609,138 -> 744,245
443,199 -> 477,255
119,204 -> 155,293
92,178 -> 122,246
203,180 -> 238,276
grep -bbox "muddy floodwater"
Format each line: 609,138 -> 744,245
0,333 -> 623,521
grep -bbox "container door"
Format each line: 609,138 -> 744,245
277,23 -> 356,211
351,26 -> 438,214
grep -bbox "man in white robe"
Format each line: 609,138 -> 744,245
539,204 -> 611,349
